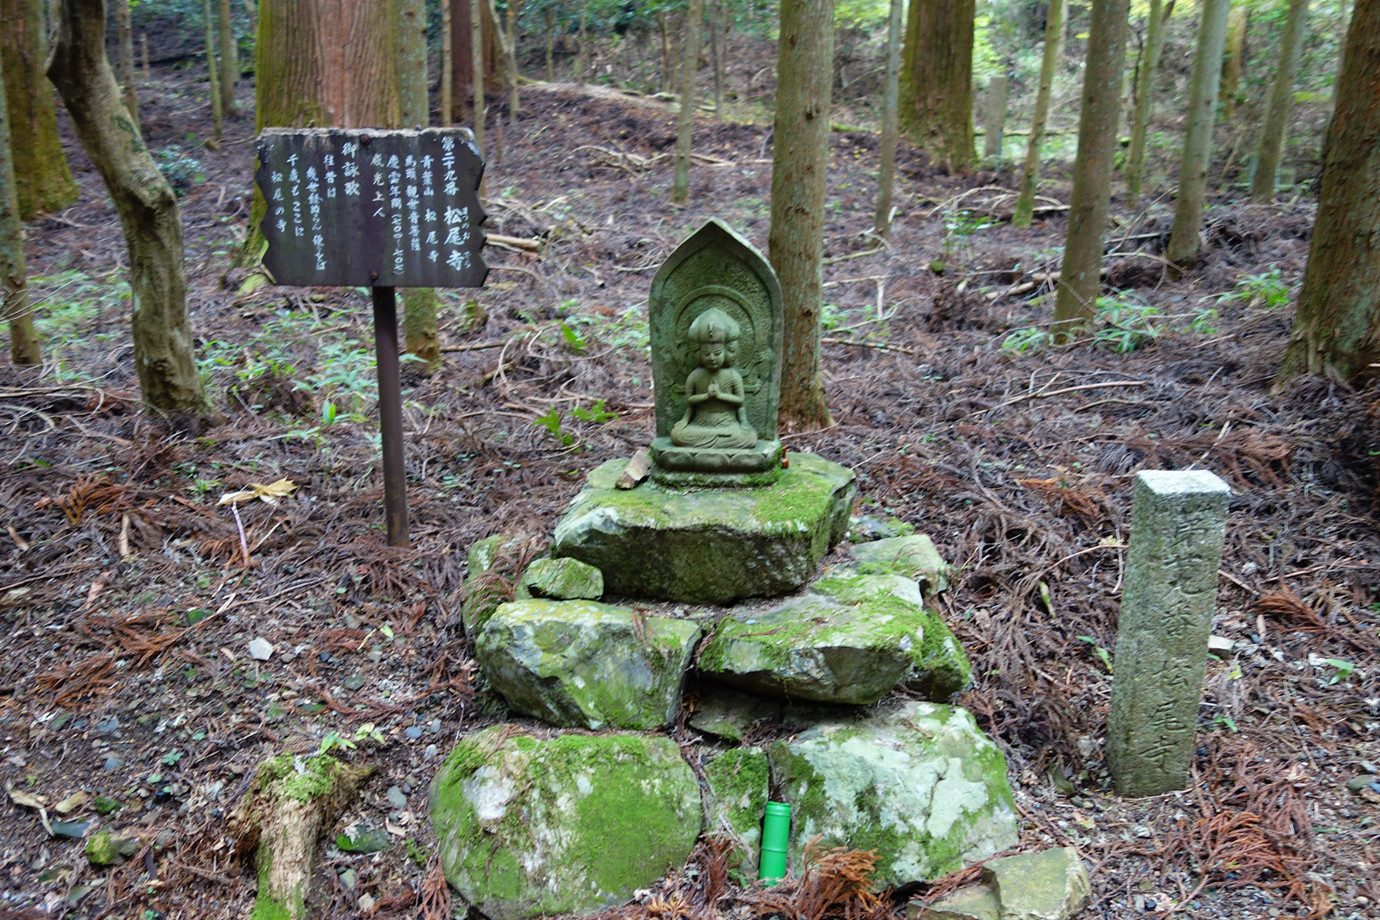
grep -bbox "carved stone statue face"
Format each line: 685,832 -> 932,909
699,342 -> 726,370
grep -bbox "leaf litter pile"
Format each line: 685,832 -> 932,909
1,67 -> 1378,920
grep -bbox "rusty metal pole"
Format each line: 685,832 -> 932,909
371,285 -> 409,547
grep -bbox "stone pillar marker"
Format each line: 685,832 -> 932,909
1107,470 -> 1230,797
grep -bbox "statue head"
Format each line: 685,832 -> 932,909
687,308 -> 739,367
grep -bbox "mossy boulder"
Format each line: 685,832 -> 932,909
769,701 -> 1018,886
429,728 -> 703,920
687,688 -> 783,741
551,452 -> 856,604
475,599 -> 701,730
515,557 -> 604,600
698,573 -> 971,704
701,747 -> 770,875
851,534 -> 954,596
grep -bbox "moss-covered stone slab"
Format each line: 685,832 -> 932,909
908,884 -> 1001,920
701,747 -> 770,876
475,600 -> 701,730
515,557 -> 604,600
687,688 -> 783,741
552,452 -> 856,604
429,728 -> 703,920
769,701 -> 1018,886
851,534 -> 954,596
982,847 -> 1090,920
698,573 -> 971,704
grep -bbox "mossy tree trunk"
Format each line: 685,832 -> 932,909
769,0 -> 833,432
899,0 -> 975,174
1250,0 -> 1308,202
873,0 -> 903,239
48,0 -> 212,429
395,0 -> 441,372
1051,0 -> 1130,339
1219,2 -> 1247,122
1013,0 -> 1065,227
1275,0 -> 1380,388
115,0 -> 139,131
1,62 -> 39,365
216,0 -> 238,116
0,0 -> 78,218
1125,0 -> 1174,208
1165,0 -> 1232,267
671,0 -> 703,205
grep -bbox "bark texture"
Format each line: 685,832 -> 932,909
48,0 -> 211,427
1051,0 -> 1130,337
873,0 -> 904,238
899,0 -> 975,173
395,0 -> 440,372
1013,0 -> 1066,227
1125,0 -> 1173,207
0,0 -> 78,218
1275,0 -> 1380,387
1166,0 -> 1232,266
671,0 -> 704,204
769,0 -> 833,431
1251,0 -> 1308,202
1,61 -> 39,365
217,0 -> 239,115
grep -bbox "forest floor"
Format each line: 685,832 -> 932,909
1,62 -> 1378,920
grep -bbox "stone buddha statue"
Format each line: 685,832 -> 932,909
670,308 -> 759,450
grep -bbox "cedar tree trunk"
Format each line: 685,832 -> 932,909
1,61 -> 39,365
1013,0 -> 1065,227
217,0 -> 239,116
48,0 -> 212,428
671,0 -> 703,204
1051,0 -> 1130,338
1166,0 -> 1232,267
1251,0 -> 1308,202
1125,0 -> 1173,207
769,0 -> 833,431
899,0 -> 975,174
1275,0 -> 1380,388
395,0 -> 441,372
873,0 -> 903,238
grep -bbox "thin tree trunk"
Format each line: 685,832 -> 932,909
710,0 -> 724,119
577,0 -> 589,84
671,0 -> 703,204
202,0 -> 223,145
393,0 -> 440,373
770,0 -> 834,432
217,0 -> 238,115
1251,0 -> 1308,202
982,75 -> 1009,160
471,0 -> 486,196
450,0 -> 476,122
116,0 -> 139,130
1126,0 -> 1174,207
1219,2 -> 1247,122
48,0 -> 211,428
1275,0 -> 1380,387
544,7 -> 554,82
1166,0 -> 1232,266
658,11 -> 672,94
442,0 -> 453,122
0,0 -> 79,218
873,0 -> 903,239
1052,0 -> 1130,338
506,0 -> 520,117
1013,0 -> 1066,227
0,63 -> 39,365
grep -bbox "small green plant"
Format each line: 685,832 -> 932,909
155,145 -> 205,195
1220,268 -> 1290,310
1093,295 -> 1161,353
1211,714 -> 1239,733
571,398 -> 617,425
534,407 -> 576,448
1000,327 -> 1048,354
1187,305 -> 1220,335
1323,658 -> 1356,684
534,399 -> 617,449
1076,635 -> 1113,674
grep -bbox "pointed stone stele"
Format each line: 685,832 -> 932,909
648,219 -> 784,487
698,572 -> 971,704
552,452 -> 856,604
474,599 -> 701,730
770,700 -> 1019,886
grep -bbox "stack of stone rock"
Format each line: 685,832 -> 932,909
427,222 -> 1078,920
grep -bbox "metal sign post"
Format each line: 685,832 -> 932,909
254,128 -> 487,547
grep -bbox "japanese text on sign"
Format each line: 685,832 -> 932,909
254,128 -> 487,288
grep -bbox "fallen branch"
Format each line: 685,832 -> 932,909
999,380 -> 1149,408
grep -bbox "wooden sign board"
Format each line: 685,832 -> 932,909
254,128 -> 487,288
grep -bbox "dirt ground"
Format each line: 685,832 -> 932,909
1,55 -> 1377,920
